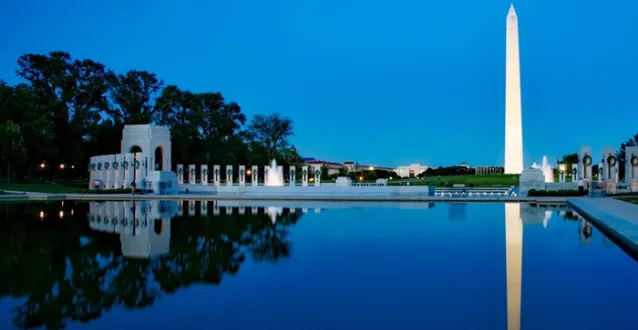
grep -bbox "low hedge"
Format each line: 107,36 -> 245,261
80,188 -> 133,194
527,189 -> 588,197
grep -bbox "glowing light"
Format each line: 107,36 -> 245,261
246,169 -> 252,175
359,176 -> 364,181
40,163 -> 45,168
59,164 -> 65,169
369,166 -> 374,171
309,177 -> 314,182
39,211 -> 44,219
71,209 -> 74,216
59,211 -> 64,219
559,164 -> 566,172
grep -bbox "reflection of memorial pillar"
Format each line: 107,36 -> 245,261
239,206 -> 245,215
213,165 -> 221,186
239,165 -> 246,186
251,166 -> 258,186
251,206 -> 258,214
302,208 -> 308,213
188,200 -> 196,216
177,200 -> 183,216
213,202 -> 220,216
505,203 -> 522,330
201,200 -> 208,215
226,206 -> 233,215
177,164 -> 184,184
302,166 -> 309,186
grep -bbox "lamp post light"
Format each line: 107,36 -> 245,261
559,164 -> 566,182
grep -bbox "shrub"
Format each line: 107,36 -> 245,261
527,189 -> 588,197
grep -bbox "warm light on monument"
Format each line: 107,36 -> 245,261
505,4 -> 524,174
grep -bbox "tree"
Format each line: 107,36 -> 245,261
246,113 -> 294,161
16,52 -> 108,167
0,121 -> 27,182
106,70 -> 163,125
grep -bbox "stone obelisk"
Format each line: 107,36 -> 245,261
505,4 -> 523,174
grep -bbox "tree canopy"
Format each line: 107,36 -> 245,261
0,51 -> 300,182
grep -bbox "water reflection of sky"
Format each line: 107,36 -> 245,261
1,202 -> 638,330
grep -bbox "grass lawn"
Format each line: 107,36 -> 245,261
389,174 -> 520,187
0,183 -> 82,193
620,197 -> 638,205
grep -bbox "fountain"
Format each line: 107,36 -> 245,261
265,159 -> 284,186
531,156 -> 554,183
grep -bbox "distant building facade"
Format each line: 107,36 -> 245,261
475,166 -> 505,175
395,164 -> 429,178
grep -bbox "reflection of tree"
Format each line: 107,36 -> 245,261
247,209 -> 302,262
0,202 -> 302,329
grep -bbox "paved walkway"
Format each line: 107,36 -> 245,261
568,198 -> 638,256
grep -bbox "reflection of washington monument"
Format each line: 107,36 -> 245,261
505,203 -> 522,330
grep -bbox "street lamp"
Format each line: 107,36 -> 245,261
40,163 -> 45,169
59,164 -> 65,169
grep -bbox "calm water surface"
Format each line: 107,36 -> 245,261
1,201 -> 637,330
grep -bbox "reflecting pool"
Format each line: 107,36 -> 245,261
1,201 -> 637,330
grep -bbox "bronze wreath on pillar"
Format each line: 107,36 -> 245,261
631,155 -> 638,166
582,155 -> 592,166
607,155 -> 617,166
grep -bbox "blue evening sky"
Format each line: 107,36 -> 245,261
1,0 -> 637,168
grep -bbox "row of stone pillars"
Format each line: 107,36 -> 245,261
176,164 -> 323,186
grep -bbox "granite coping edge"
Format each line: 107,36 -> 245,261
0,191 -> 570,203
567,199 -> 638,260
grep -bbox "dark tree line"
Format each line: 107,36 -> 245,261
0,201 -> 302,329
0,51 -> 302,182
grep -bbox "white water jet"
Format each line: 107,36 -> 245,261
531,156 -> 554,183
265,159 -> 284,186
265,206 -> 283,224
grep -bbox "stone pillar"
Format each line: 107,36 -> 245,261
213,202 -> 220,216
226,165 -> 233,186
626,146 -> 638,187
278,165 -> 284,185
578,146 -> 593,180
103,157 -> 113,188
289,167 -> 296,186
313,166 -> 321,186
239,165 -> 246,186
302,166 -> 309,186
123,155 -> 134,188
189,164 -> 196,184
251,165 -> 258,186
602,146 -> 618,183
213,165 -> 221,186
177,164 -> 184,184
571,166 -> 577,182
264,166 -> 270,185
201,165 -> 208,185
113,155 -> 123,188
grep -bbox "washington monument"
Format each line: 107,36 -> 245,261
505,4 -> 523,174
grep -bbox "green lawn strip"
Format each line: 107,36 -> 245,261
619,197 -> 638,205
